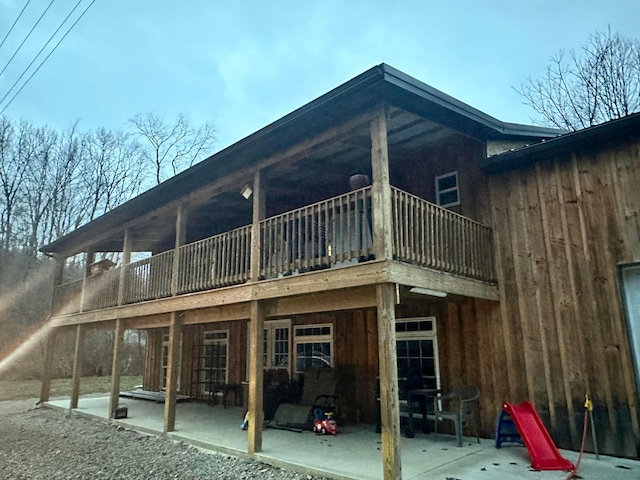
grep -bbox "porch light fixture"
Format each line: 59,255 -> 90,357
409,287 -> 447,298
240,184 -> 253,199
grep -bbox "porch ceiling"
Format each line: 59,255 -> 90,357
75,109 -> 462,254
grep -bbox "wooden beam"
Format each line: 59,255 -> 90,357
387,261 -> 500,301
49,261 -> 388,327
184,304 -> 251,325
250,169 -> 266,281
39,327 -> 58,403
54,257 -> 64,287
172,206 -> 188,296
79,251 -> 94,313
376,283 -> 402,480
70,324 -> 86,409
247,300 -> 265,455
117,229 -> 132,305
251,261 -> 388,300
370,104 -> 393,261
126,313 -> 172,330
49,283 -> 254,327
163,312 -> 183,433
108,318 -> 125,418
264,286 -> 377,317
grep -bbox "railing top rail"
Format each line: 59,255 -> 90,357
178,224 -> 252,252
260,185 -> 372,224
127,249 -> 173,269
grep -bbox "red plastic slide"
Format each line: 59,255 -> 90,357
502,401 -> 575,471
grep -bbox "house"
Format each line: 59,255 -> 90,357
38,64 -> 640,479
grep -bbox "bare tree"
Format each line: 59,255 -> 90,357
22,125 -> 59,256
130,112 -> 215,185
80,128 -> 145,222
0,119 -> 32,251
518,28 -> 640,131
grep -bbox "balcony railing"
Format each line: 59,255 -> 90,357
123,250 -> 174,304
391,187 -> 496,282
260,187 -> 372,278
53,186 -> 496,315
178,225 -> 251,293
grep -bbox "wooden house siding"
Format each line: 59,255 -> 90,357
488,135 -> 640,457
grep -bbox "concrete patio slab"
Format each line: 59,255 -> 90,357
46,395 -> 639,480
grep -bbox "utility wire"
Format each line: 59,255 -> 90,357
0,0 -> 85,109
0,0 -> 33,52
0,0 -> 97,116
0,0 -> 55,79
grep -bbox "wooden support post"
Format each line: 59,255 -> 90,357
163,312 -> 183,433
79,251 -> 94,313
54,256 -> 64,286
376,283 -> 402,480
247,300 -> 265,455
370,104 -> 394,261
171,206 -> 188,296
39,328 -> 58,403
250,170 -> 265,282
108,318 -> 125,418
70,324 -> 86,409
117,229 -> 132,305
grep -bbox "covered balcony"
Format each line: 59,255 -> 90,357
52,184 -> 495,316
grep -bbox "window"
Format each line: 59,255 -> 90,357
435,171 -> 460,207
200,330 -> 228,394
264,320 -> 291,372
621,264 -> 640,388
395,317 -> 440,399
293,324 -> 333,375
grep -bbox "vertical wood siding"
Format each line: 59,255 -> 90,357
488,137 -> 640,457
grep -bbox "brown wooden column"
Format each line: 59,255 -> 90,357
117,229 -> 132,305
247,299 -> 265,455
171,206 -> 187,296
70,324 -> 86,409
108,318 -> 125,418
370,104 -> 393,261
39,327 -> 58,403
250,170 -> 265,282
376,282 -> 402,480
163,311 -> 183,433
79,251 -> 94,312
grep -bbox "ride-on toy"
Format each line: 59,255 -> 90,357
313,408 -> 337,435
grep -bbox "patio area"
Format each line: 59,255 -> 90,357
45,394 -> 638,480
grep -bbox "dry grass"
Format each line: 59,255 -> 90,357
0,375 -> 143,401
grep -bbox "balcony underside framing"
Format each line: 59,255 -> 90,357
49,259 -> 499,329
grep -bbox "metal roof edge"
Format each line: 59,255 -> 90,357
379,65 -> 563,139
478,112 -> 640,173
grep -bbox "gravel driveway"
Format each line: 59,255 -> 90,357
0,399 -> 327,480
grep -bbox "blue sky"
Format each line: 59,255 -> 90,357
0,0 -> 638,152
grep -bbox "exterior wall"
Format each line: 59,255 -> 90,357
488,135 -> 640,457
390,134 -> 491,223
139,299 -> 502,435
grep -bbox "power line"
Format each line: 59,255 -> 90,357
0,0 -> 56,79
0,0 -> 97,116
0,0 -> 33,52
0,0 -> 85,110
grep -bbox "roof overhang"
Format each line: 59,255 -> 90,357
42,63 -> 563,255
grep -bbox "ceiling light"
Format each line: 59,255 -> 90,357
240,184 -> 253,199
409,287 -> 447,298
